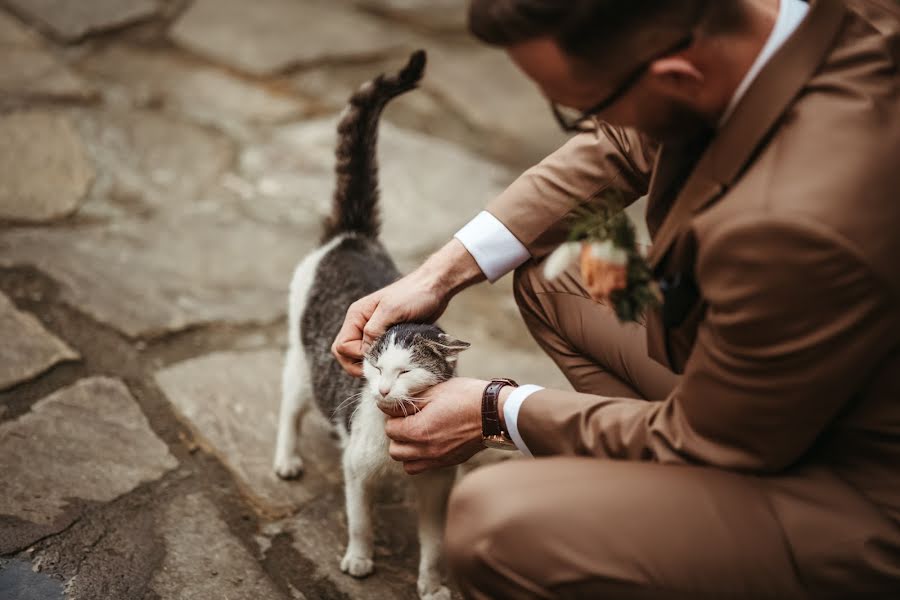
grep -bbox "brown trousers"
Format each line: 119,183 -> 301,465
444,261 -> 808,599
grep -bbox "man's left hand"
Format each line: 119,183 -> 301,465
383,377 -> 487,475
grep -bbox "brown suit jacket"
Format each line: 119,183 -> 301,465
488,0 -> 900,587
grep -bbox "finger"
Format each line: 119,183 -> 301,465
332,341 -> 364,377
384,415 -> 422,443
378,403 -> 408,419
362,301 -> 394,348
332,299 -> 375,375
403,460 -> 442,475
388,440 -> 421,462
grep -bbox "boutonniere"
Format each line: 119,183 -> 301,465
544,198 -> 662,323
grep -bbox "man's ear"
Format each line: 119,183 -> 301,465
646,56 -> 705,99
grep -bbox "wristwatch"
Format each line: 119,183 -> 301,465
482,378 -> 519,451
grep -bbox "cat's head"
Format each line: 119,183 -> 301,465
362,323 -> 470,411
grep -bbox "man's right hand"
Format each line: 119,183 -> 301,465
332,239 -> 486,377
331,272 -> 450,377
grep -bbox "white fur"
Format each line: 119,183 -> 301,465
274,237 -> 454,599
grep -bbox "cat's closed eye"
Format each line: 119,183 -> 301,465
399,370 -> 410,376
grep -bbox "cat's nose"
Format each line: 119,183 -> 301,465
378,384 -> 391,398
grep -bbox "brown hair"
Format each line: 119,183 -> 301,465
468,0 -> 740,61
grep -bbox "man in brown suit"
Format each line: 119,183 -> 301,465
333,0 -> 900,596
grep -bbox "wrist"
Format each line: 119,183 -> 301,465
418,239 -> 485,299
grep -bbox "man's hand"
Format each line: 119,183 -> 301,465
384,378 -> 493,475
332,239 -> 485,377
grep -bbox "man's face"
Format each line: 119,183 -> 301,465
507,37 -> 710,142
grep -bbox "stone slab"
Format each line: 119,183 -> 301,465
0,12 -> 94,105
0,212 -> 311,338
0,377 -> 177,551
156,350 -> 341,517
266,491 -> 422,600
78,46 -> 307,137
355,0 -> 466,32
68,108 -> 234,222
0,291 -> 78,391
170,0 -> 410,76
422,41 -> 570,167
151,492 -> 286,600
4,0 -> 160,42
238,117 -> 516,269
0,111 -> 94,223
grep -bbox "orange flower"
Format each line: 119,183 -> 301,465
580,243 -> 628,302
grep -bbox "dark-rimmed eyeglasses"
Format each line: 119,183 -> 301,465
550,34 -> 695,133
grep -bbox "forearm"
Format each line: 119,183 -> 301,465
414,238 -> 486,300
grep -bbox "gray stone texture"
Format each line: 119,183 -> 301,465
0,291 -> 78,391
151,493 -> 285,600
0,12 -> 95,105
268,492 -> 422,600
4,0 -> 160,42
0,377 -> 177,527
0,111 -> 95,222
68,108 -> 234,222
355,0 -> 466,32
422,42 -> 571,167
170,0 -> 410,76
155,350 -> 341,517
0,212 -> 309,338
78,46 -> 307,137
238,117 -> 516,269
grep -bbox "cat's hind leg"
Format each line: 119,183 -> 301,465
412,467 -> 456,600
273,344 -> 311,479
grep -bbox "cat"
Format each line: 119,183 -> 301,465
272,50 -> 468,600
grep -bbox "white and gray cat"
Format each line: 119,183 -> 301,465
273,50 -> 467,600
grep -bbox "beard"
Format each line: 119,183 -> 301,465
635,97 -> 714,144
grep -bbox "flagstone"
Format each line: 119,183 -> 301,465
78,46 -> 307,137
0,12 -> 94,104
0,292 -> 78,391
4,0 -> 160,42
0,212 -> 311,339
238,117 -> 516,269
155,349 -> 341,518
170,0 -> 410,76
0,111 -> 94,222
0,377 -> 177,552
151,493 -> 286,600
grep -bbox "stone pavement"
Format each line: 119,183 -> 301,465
0,1 -> 647,598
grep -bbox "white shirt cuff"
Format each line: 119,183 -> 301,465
454,211 -> 531,283
503,384 -> 543,458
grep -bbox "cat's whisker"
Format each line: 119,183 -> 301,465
333,391 -> 365,415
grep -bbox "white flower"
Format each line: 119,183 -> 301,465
588,240 -> 629,266
543,242 -> 581,280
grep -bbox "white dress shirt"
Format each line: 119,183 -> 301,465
455,0 -> 810,456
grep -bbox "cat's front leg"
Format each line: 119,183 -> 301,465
412,467 -> 457,600
340,433 -> 379,578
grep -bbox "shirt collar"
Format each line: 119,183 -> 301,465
719,0 -> 810,127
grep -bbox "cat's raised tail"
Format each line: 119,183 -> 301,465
322,50 -> 427,243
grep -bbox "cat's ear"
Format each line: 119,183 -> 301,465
423,333 -> 470,358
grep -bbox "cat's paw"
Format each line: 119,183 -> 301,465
340,553 -> 374,578
273,455 -> 304,480
419,585 -> 452,600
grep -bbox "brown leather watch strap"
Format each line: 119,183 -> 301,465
482,378 -> 518,440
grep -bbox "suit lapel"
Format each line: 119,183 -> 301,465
646,0 -> 847,269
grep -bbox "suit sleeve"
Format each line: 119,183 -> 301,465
516,216 -> 897,472
486,123 -> 658,259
